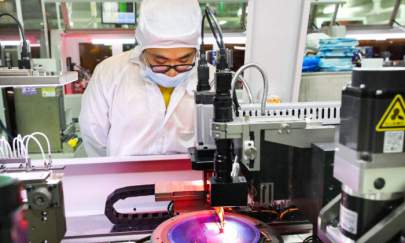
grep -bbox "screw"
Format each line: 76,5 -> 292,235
374,178 -> 385,190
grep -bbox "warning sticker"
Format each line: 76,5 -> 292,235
340,205 -> 358,234
376,95 -> 405,132
383,131 -> 404,153
41,87 -> 56,97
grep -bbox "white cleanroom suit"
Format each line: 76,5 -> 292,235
79,0 -> 202,156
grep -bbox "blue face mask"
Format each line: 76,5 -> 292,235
143,67 -> 192,88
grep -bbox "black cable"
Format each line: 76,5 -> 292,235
233,88 -> 240,115
204,7 -> 228,70
393,20 -> 404,28
303,234 -> 321,243
303,235 -> 313,243
167,201 -> 174,217
206,7 -> 225,48
0,13 -> 27,45
135,235 -> 151,243
201,13 -> 206,49
205,10 -> 222,50
205,7 -> 225,50
0,13 -> 31,69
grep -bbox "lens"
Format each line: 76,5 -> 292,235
175,64 -> 193,73
151,66 -> 170,73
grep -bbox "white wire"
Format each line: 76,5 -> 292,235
12,136 -> 18,157
17,135 -> 26,158
231,156 -> 240,178
3,137 -> 13,158
0,137 -> 12,158
4,139 -> 13,158
13,134 -> 25,158
28,132 -> 52,162
23,135 -> 47,167
0,139 -> 5,158
0,144 -> 5,159
19,142 -> 28,162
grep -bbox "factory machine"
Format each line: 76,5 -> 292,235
2,8 -> 405,243
103,7 -> 341,243
129,9 -> 405,243
0,139 -> 67,243
318,68 -> 405,243
144,66 -> 405,241
0,13 -> 74,243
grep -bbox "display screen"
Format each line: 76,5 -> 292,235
102,2 -> 136,24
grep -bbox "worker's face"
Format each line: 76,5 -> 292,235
143,48 -> 196,77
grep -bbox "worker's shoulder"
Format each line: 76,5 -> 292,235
95,50 -> 135,75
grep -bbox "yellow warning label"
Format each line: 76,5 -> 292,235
376,95 -> 405,132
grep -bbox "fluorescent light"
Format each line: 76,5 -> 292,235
0,40 -> 40,47
346,32 -> 405,40
91,38 -> 135,45
204,36 -> 246,45
237,8 -> 242,17
323,5 -> 336,14
0,41 -> 23,46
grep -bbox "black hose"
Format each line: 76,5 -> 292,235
205,7 -> 225,50
0,13 -> 27,46
0,13 -> 31,69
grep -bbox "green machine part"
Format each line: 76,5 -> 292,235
13,87 -> 66,153
25,178 -> 66,243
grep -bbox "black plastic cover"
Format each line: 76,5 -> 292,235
339,87 -> 405,154
210,176 -> 248,207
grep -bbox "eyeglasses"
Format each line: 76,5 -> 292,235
144,54 -> 196,74
149,62 -> 196,74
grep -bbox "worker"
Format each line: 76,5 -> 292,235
79,0 -> 202,157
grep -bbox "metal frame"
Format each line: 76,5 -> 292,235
211,101 -> 339,171
308,0 -> 345,32
40,0 -> 51,58
0,70 -> 78,87
61,1 -> 70,31
389,0 -> 403,27
308,0 -> 403,32
239,102 -> 341,125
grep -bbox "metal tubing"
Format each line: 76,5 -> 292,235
231,63 -> 269,115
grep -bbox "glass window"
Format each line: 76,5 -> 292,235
396,0 -> 405,25
309,3 -> 342,31
66,1 -> 138,30
309,0 -> 404,30
47,0 -> 247,32
336,0 -> 398,26
0,0 -> 17,24
201,1 -> 248,32
20,0 -> 59,30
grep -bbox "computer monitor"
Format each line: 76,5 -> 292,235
101,2 -> 136,25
